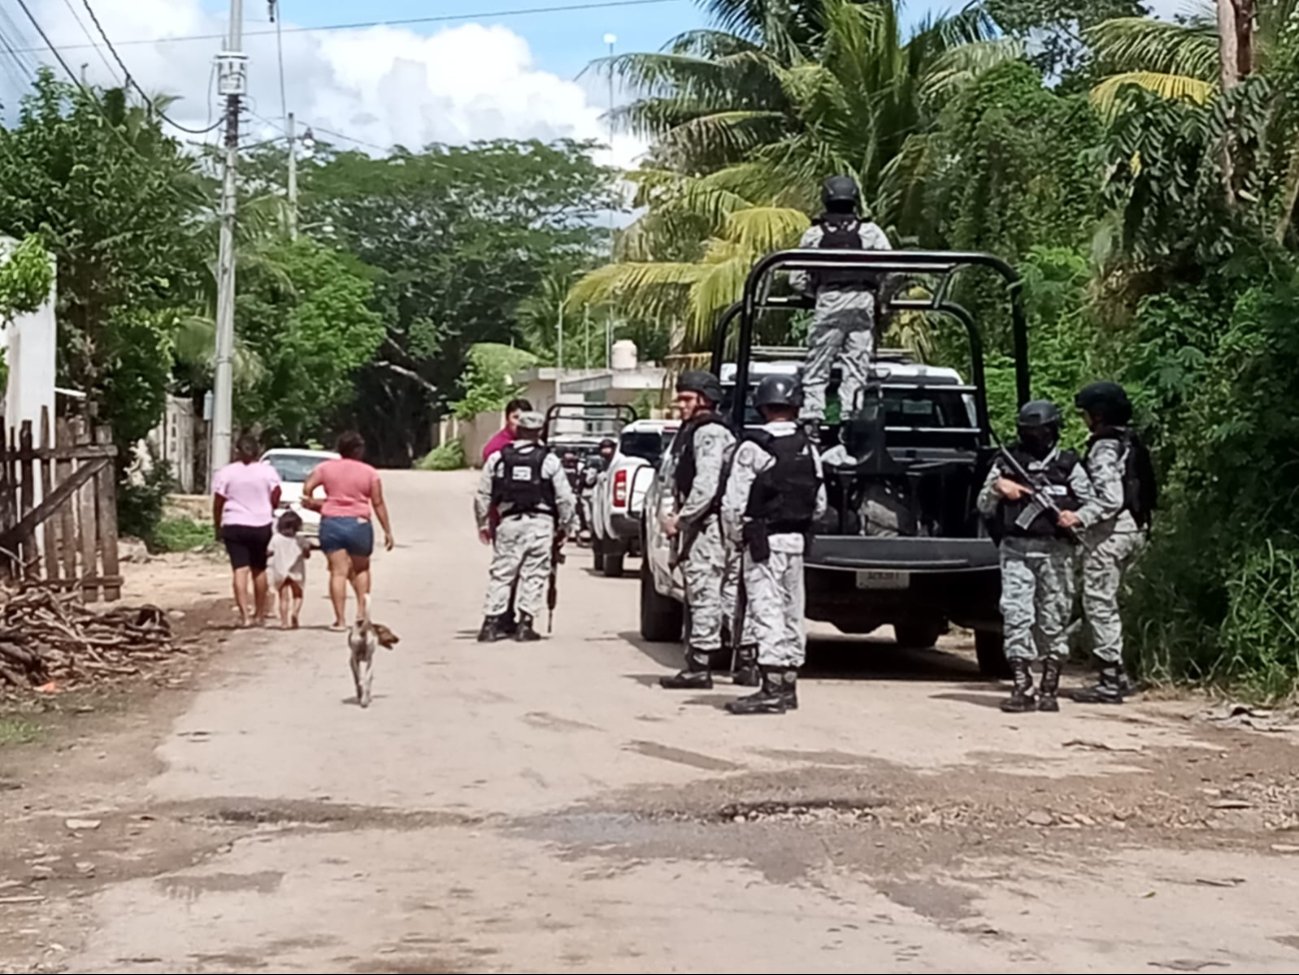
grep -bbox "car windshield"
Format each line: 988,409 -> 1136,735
722,381 -> 971,427
619,431 -> 670,464
264,454 -> 325,483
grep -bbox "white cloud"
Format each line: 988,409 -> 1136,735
21,0 -> 644,167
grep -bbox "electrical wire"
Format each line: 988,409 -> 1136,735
76,0 -> 222,134
59,0 -> 118,82
13,0 -> 682,52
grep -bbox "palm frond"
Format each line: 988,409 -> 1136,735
721,206 -> 809,254
1091,70 -> 1216,115
1088,16 -> 1219,81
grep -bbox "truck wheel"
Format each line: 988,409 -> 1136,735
893,622 -> 945,649
591,535 -> 605,564
640,558 -> 683,642
975,630 -> 1010,679
602,549 -> 625,578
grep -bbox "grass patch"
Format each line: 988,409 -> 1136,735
152,516 -> 215,553
0,716 -> 41,746
417,439 -> 466,471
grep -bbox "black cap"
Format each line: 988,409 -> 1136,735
1075,381 -> 1132,425
753,374 -> 802,410
822,175 -> 861,212
676,369 -> 723,405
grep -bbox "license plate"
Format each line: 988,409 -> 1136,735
856,570 -> 910,590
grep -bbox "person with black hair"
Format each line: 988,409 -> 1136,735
482,397 -> 534,464
268,509 -> 311,629
1065,381 -> 1155,705
790,175 -> 893,431
212,433 -> 281,627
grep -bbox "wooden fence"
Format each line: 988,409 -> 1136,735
0,408 -> 120,602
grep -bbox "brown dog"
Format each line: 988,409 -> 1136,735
347,597 -> 399,708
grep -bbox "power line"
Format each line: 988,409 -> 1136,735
77,0 -> 222,134
307,123 -> 389,153
12,0 -> 682,53
59,0 -> 118,82
270,0 -> 287,123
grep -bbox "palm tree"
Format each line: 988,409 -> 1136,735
576,0 -> 1015,351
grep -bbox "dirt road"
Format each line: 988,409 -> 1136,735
4,470 -> 1299,973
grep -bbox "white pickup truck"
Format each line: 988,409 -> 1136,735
590,418 -> 678,577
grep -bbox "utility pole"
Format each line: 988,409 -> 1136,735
603,33 -> 617,369
211,0 -> 246,480
286,111 -> 298,240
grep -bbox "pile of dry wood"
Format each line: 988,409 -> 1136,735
0,584 -> 175,690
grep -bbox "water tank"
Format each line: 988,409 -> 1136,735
611,339 -> 638,371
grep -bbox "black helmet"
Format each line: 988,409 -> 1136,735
753,374 -> 802,410
822,174 -> 861,213
676,369 -> 723,405
1017,399 -> 1061,459
1074,380 -> 1132,426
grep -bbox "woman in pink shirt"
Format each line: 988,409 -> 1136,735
303,431 -> 395,630
212,434 -> 282,626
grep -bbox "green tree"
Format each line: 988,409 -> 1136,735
0,71 -> 207,447
298,139 -> 616,464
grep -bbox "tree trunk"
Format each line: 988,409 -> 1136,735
1218,0 -> 1240,91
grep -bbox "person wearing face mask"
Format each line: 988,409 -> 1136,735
977,401 -> 1095,714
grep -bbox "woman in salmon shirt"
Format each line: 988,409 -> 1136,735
302,431 -> 396,630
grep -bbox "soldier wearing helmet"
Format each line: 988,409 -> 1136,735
659,370 -> 738,690
976,400 -> 1095,713
789,175 -> 893,434
720,374 -> 826,715
1067,380 -> 1154,705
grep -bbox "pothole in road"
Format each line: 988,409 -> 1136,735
711,798 -> 891,825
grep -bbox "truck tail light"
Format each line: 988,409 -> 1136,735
613,469 -> 628,506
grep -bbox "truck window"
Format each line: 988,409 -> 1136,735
620,431 -> 666,463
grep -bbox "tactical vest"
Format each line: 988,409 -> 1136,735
490,443 -> 555,516
814,213 -> 873,292
744,429 -> 821,535
999,445 -> 1082,540
672,413 -> 729,507
1086,428 -> 1158,528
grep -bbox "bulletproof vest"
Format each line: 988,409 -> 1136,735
814,213 -> 873,292
999,445 -> 1082,540
490,443 -> 556,516
1086,428 -> 1158,528
672,413 -> 729,506
744,429 -> 821,535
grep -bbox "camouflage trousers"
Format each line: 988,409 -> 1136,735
483,514 -> 555,618
1082,526 -> 1143,664
684,516 -> 729,651
801,299 -> 877,422
999,539 -> 1075,663
721,543 -> 756,647
742,545 -> 807,668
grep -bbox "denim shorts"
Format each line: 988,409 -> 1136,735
319,516 -> 374,557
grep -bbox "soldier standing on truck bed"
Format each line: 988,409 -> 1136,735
977,401 -> 1095,713
790,175 -> 893,433
1066,381 -> 1156,705
475,412 -> 576,643
722,375 -> 825,715
659,371 -> 737,690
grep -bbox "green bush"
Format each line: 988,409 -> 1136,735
417,439 -> 466,471
152,517 -> 214,553
118,453 -> 175,542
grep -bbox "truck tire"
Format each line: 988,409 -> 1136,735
591,535 -> 605,565
893,622 -> 945,649
602,549 -> 625,578
975,629 -> 1010,679
640,558 -> 683,642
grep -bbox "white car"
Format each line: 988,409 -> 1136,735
260,447 -> 339,536
591,419 -> 678,577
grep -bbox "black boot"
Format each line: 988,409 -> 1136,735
1071,663 -> 1127,704
514,612 -> 541,642
660,648 -> 713,689
498,609 -> 518,636
1038,658 -> 1062,712
726,667 -> 788,715
477,616 -> 507,643
732,644 -> 760,687
1000,658 -> 1037,713
781,669 -> 799,711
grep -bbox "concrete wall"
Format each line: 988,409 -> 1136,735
144,396 -> 202,493
0,238 -> 57,433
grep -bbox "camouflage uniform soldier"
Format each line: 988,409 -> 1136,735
660,371 -> 736,690
1068,381 -> 1156,704
790,175 -> 892,430
475,412 -> 576,643
722,376 -> 825,715
977,401 -> 1095,713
